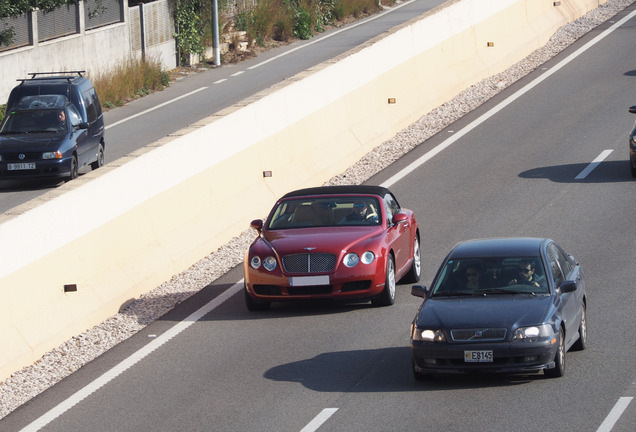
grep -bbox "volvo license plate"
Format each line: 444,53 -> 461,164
464,350 -> 493,362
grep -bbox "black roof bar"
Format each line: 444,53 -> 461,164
26,71 -> 85,79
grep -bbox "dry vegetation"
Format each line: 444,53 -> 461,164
0,0 -> 391,119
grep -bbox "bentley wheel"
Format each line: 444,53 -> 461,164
244,285 -> 270,311
372,254 -> 396,306
403,236 -> 421,283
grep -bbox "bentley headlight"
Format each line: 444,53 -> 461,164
343,253 -> 359,268
250,256 -> 262,269
513,324 -> 554,341
262,256 -> 277,271
361,251 -> 375,264
413,329 -> 446,342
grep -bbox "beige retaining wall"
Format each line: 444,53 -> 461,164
0,0 -> 606,381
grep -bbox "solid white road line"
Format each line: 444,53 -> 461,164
575,149 -> 613,179
105,87 -> 208,129
596,397 -> 633,432
382,8 -> 636,188
300,408 -> 339,432
19,282 -> 244,432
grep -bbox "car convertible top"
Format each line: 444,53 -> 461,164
282,185 -> 393,199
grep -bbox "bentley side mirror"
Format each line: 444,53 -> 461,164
250,219 -> 263,233
392,213 -> 408,225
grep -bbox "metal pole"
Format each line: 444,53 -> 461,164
212,0 -> 220,65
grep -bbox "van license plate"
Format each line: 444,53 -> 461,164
8,163 -> 36,170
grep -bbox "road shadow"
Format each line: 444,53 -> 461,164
519,160 -> 633,183
0,178 -> 62,192
119,279 -> 406,325
120,282 -> 548,392
264,346 -> 537,392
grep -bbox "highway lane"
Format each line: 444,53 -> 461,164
0,0 -> 443,214
2,3 -> 636,432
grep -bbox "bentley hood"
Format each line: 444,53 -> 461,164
262,227 -> 381,256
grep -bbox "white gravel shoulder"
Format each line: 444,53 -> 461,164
1,0 -> 632,420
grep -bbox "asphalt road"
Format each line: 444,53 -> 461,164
0,0 -> 443,214
2,3 -> 636,432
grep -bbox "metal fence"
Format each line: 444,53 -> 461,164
37,3 -> 80,42
0,13 -> 32,52
130,0 -> 173,53
0,0 -> 125,51
85,0 -> 125,30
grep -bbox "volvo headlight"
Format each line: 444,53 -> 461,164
512,324 -> 554,341
413,329 -> 446,342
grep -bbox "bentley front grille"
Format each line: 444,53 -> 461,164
282,253 -> 336,273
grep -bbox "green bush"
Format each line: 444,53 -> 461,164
174,1 -> 205,65
292,4 -> 313,40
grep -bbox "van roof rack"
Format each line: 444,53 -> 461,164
20,71 -> 86,81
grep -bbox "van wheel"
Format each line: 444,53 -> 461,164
91,144 -> 105,170
67,155 -> 78,181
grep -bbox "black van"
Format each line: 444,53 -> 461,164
0,71 -> 105,181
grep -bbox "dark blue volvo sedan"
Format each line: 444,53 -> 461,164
410,237 -> 587,380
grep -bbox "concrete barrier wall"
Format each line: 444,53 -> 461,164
0,0 -> 606,381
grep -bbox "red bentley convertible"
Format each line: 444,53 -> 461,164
243,185 -> 421,310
